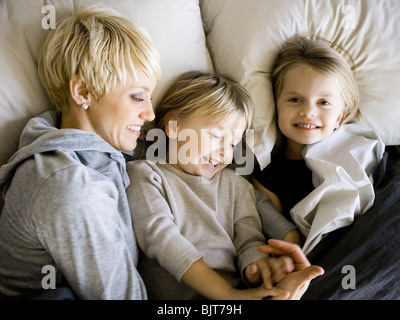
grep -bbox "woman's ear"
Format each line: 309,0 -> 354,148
69,77 -> 90,106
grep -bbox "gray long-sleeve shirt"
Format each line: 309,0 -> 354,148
0,111 -> 146,299
127,160 -> 295,299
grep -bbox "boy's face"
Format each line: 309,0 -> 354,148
166,114 -> 246,180
276,64 -> 346,158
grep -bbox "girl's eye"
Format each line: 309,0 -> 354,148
289,97 -> 301,103
318,100 -> 330,106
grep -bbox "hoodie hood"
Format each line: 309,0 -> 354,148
0,110 -> 129,196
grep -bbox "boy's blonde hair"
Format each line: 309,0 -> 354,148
38,5 -> 161,112
154,71 -> 254,131
272,35 -> 360,124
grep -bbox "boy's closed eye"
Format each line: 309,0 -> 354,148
209,131 -> 238,149
209,132 -> 222,140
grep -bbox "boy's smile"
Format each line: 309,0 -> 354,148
166,114 -> 246,179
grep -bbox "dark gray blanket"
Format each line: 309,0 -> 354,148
303,146 -> 400,300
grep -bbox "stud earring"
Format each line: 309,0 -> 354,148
81,103 -> 89,110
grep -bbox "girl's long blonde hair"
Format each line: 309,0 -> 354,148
272,34 -> 361,124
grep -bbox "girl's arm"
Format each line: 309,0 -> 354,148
251,176 -> 283,213
251,176 -> 304,246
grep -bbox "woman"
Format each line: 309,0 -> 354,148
0,6 -> 160,299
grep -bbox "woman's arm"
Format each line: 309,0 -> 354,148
34,167 -> 145,300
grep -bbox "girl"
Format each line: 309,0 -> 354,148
252,35 -> 384,254
126,71 -> 323,300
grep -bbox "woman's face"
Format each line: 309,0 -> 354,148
86,72 -> 157,151
276,64 -> 346,158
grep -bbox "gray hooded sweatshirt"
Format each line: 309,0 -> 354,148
0,110 -> 146,300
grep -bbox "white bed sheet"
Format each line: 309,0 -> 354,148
291,123 -> 385,254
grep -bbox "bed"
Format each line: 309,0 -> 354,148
1,0 -> 399,299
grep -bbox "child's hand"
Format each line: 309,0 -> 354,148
245,255 -> 294,288
271,265 -> 324,300
259,239 -> 324,299
229,284 -> 289,300
240,265 -> 322,300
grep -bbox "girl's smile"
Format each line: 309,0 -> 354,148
276,64 -> 347,159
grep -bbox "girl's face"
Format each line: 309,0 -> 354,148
85,72 -> 157,151
276,64 -> 347,159
166,113 -> 246,180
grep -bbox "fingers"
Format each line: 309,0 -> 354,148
259,239 -> 311,270
230,285 -> 289,300
255,258 -> 274,289
247,255 -> 297,289
298,265 -> 325,280
269,256 -> 295,284
245,263 -> 324,300
245,263 -> 261,286
271,265 -> 325,300
256,286 -> 290,300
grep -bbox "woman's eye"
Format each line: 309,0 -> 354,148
130,94 -> 145,103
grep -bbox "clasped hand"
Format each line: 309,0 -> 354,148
244,240 -> 324,300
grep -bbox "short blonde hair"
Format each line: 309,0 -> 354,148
154,71 -> 254,131
38,5 -> 161,112
272,35 -> 360,124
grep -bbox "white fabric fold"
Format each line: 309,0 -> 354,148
290,123 -> 385,255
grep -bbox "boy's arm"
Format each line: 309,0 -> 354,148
181,259 -> 236,299
181,259 -> 289,300
126,162 -> 203,280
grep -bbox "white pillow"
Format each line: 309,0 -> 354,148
0,0 -> 213,167
201,0 -> 400,169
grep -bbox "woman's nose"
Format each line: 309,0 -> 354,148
140,99 -> 155,122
